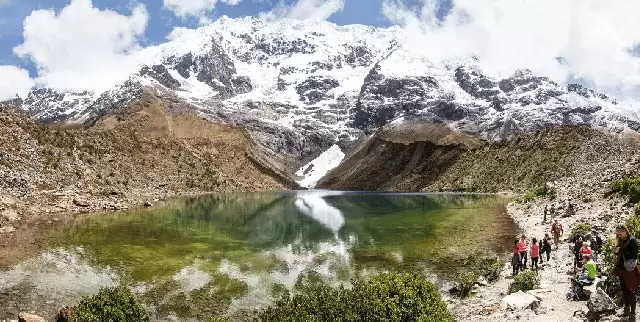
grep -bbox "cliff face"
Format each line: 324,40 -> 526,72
319,122 -> 640,193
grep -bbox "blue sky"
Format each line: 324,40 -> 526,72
0,0 -> 436,76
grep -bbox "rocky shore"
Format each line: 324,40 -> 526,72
451,161 -> 640,321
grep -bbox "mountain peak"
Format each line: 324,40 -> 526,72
4,17 -> 639,145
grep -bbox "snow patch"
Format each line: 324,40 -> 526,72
295,144 -> 345,188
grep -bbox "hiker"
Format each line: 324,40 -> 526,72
518,235 -> 528,270
550,204 -> 556,219
531,238 -> 540,270
580,242 -> 593,262
512,239 -> 521,275
615,225 -> 639,321
571,255 -> 597,301
551,219 -> 564,249
591,231 -> 603,262
543,205 -> 548,223
574,237 -> 584,270
541,233 -> 552,264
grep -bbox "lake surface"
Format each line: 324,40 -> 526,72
0,191 -> 517,321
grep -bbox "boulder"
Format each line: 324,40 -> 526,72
72,198 -> 90,207
587,288 -> 616,315
477,276 -> 489,286
0,225 -> 16,234
501,290 -> 540,310
18,313 -> 45,322
0,209 -> 20,222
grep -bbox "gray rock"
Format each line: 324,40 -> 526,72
18,313 -> 45,322
587,288 -> 616,315
0,209 -> 19,222
72,198 -> 90,207
501,291 -> 540,311
0,225 -> 15,233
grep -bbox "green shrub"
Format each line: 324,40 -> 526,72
508,270 -> 540,294
258,272 -> 454,322
461,254 -> 503,283
568,222 -> 592,243
454,272 -> 478,298
610,178 -> 640,204
75,286 -> 149,322
627,212 -> 640,238
520,183 -> 556,203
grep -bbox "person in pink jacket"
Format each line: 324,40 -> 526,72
518,235 -> 528,270
531,238 -> 540,270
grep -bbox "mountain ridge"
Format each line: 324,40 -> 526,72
3,16 -> 640,177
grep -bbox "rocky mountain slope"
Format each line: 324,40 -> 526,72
3,17 -> 640,180
0,97 -> 295,223
319,120 -> 640,193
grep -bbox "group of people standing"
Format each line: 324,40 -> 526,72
511,232 -> 554,275
511,219 -> 563,276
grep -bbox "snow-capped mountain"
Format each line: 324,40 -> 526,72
7,16 -> 640,146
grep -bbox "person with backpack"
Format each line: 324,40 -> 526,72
543,205 -> 548,223
574,237 -> 584,271
591,230 -> 603,262
615,225 -> 639,321
531,238 -> 540,270
511,239 -> 521,276
518,235 -> 528,270
551,219 -> 563,249
541,233 -> 552,264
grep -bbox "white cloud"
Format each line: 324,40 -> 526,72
0,66 -> 34,100
260,0 -> 345,21
12,0 -> 148,92
382,0 -> 640,99
163,0 -> 242,21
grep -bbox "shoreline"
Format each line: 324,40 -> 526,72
451,188 -> 632,322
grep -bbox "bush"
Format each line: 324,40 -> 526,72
258,272 -> 454,322
568,222 -> 592,243
462,254 -> 503,283
454,272 -> 478,298
520,183 -> 556,203
610,178 -> 640,204
74,286 -> 149,322
508,270 -> 540,294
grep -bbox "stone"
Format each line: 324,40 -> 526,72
477,276 -> 489,286
143,201 -> 153,207
501,290 -> 540,311
587,288 -> 617,315
72,198 -> 90,207
18,313 -> 45,322
0,209 -> 19,222
0,225 -> 16,233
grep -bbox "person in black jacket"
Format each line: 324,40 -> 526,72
615,225 -> 639,321
541,233 -> 552,264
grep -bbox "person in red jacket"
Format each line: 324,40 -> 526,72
518,235 -> 528,270
551,219 -> 564,249
580,242 -> 593,261
531,238 -> 540,270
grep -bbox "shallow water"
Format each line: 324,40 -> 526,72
0,190 -> 517,320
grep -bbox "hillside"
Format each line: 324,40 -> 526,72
0,97 -> 295,224
319,121 -> 640,193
